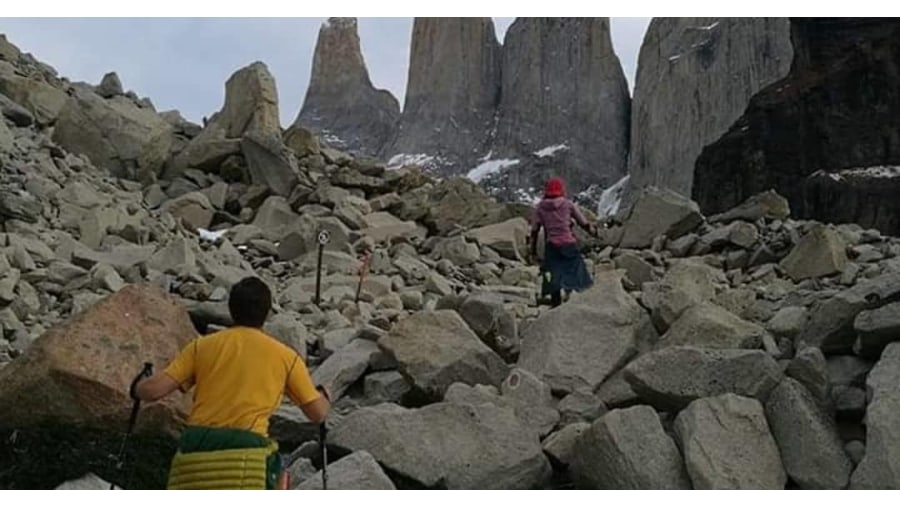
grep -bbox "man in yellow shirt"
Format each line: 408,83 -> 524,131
134,277 -> 330,489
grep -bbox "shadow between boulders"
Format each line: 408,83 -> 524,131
0,425 -> 177,489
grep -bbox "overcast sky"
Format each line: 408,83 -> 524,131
0,18 -> 651,125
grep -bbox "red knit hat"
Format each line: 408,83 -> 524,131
544,178 -> 565,198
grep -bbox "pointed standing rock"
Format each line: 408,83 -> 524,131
295,18 -> 399,156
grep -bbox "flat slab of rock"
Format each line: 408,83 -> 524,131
330,402 -> 550,489
569,405 -> 691,489
766,378 -> 852,489
675,394 -> 786,489
624,346 -> 783,411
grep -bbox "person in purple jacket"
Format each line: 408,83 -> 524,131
529,177 -> 596,307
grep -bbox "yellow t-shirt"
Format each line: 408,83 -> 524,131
163,326 -> 321,437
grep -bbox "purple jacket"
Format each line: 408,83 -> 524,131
530,197 -> 589,247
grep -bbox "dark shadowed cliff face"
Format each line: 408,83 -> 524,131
693,19 -> 900,234
295,17 -> 400,157
480,17 -> 630,201
386,17 -> 502,174
622,18 -> 793,213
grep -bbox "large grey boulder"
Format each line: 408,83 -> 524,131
660,302 -> 768,349
557,389 -> 607,425
619,187 -> 703,248
0,118 -> 13,153
853,301 -> 900,359
240,132 -> 299,197
850,392 -> 900,489
797,272 -> 900,353
160,192 -> 213,230
779,224 -> 848,281
710,190 -> 791,223
466,218 -> 530,261
851,343 -> 900,489
569,405 -> 691,489
96,72 -> 124,98
360,212 -> 421,244
330,402 -> 551,489
624,346 -> 783,411
767,306 -> 808,338
786,346 -> 830,403
542,423 -> 590,468
52,85 -> 174,182
457,294 -> 518,361
675,394 -> 786,489
206,61 -> 281,139
444,382 -> 559,437
0,188 -> 42,223
264,312 -> 310,356
377,311 -> 509,400
865,342 -> 900,403
0,63 -> 68,125
517,270 -> 644,393
171,61 -> 281,175
643,258 -> 723,331
0,91 -> 34,127
434,235 -> 481,267
312,339 -> 379,401
251,196 -> 313,241
295,451 -> 394,490
765,378 -> 852,489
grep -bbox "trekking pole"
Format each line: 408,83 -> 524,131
354,248 -> 372,304
315,385 -> 330,490
111,362 -> 154,490
314,230 -> 330,307
319,423 -> 328,490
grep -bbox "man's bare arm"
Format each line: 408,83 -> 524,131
134,373 -> 181,402
300,395 -> 331,424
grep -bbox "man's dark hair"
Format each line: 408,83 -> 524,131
229,277 -> 272,328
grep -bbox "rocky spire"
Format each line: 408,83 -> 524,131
386,17 -> 502,174
485,17 -> 630,199
295,17 -> 400,157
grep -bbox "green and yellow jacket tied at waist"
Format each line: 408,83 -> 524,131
167,426 -> 282,490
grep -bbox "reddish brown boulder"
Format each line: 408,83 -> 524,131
0,284 -> 196,434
